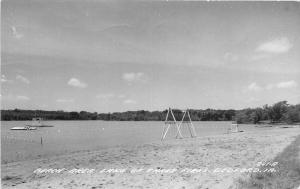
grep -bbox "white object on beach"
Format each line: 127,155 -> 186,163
161,107 -> 197,140
230,122 -> 239,133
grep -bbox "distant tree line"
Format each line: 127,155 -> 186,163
0,109 -> 235,121
97,109 -> 236,121
235,101 -> 300,124
1,101 -> 299,124
0,110 -> 98,121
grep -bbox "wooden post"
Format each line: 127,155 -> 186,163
162,108 -> 172,140
164,108 -> 170,122
187,110 -> 197,137
176,110 -> 186,138
170,109 -> 183,139
40,137 -> 43,145
162,124 -> 171,140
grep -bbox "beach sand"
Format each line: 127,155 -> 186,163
2,127 -> 300,189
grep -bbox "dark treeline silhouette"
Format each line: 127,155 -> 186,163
1,110 -> 98,121
1,101 -> 299,124
0,109 -> 235,121
97,109 -> 236,121
235,101 -> 300,124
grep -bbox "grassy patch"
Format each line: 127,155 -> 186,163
235,134 -> 300,189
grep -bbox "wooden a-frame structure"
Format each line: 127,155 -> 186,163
161,108 -> 197,140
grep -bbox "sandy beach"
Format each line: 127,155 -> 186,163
2,126 -> 300,189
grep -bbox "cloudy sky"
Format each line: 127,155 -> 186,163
1,1 -> 300,112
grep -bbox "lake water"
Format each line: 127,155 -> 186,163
1,121 -> 264,163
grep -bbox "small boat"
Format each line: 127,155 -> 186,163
10,126 -> 37,130
26,117 -> 54,127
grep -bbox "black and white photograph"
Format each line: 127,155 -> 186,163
1,1 -> 300,188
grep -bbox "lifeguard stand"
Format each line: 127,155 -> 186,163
161,108 -> 197,140
230,116 -> 239,133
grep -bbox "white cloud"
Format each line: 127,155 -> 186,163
266,80 -> 297,90
247,82 -> 262,92
56,98 -> 74,103
1,75 -> 10,83
11,26 -> 24,39
277,80 -> 297,89
123,99 -> 137,104
256,37 -> 292,53
16,95 -> 30,101
1,94 -> 30,102
122,72 -> 146,83
68,78 -> 87,88
16,75 -> 30,84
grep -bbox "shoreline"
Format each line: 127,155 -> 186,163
1,125 -> 289,165
2,127 -> 300,189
